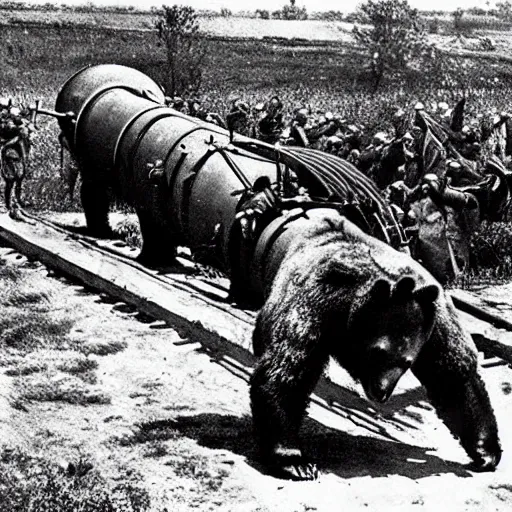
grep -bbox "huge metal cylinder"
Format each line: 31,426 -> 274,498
56,64 -> 276,271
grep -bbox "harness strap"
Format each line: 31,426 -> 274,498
250,208 -> 308,296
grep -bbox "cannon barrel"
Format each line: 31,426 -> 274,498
56,64 -> 277,273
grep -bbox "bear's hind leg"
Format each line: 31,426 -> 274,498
80,180 -> 112,238
412,298 -> 501,471
250,313 -> 329,480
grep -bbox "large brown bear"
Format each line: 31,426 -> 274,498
250,208 -> 501,480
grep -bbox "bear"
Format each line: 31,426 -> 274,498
250,207 -> 501,481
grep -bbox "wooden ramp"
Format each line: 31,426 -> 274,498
0,211 -> 510,451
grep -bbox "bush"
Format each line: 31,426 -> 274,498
452,8 -> 467,36
255,9 -> 270,19
273,0 -> 308,21
0,313 -> 74,353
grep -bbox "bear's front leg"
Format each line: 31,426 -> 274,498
412,297 -> 501,471
250,309 -> 329,480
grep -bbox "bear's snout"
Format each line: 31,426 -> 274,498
366,366 -> 407,403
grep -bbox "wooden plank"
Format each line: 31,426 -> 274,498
451,289 -> 512,331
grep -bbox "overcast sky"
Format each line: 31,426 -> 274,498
19,0 -> 501,13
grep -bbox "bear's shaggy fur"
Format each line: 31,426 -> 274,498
250,208 -> 501,480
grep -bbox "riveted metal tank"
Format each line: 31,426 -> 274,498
56,64 -> 276,271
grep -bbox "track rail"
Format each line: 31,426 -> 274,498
0,210 -> 511,449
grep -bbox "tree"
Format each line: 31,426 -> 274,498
496,1 -> 512,19
274,0 -> 308,20
255,9 -> 270,19
353,0 -> 427,91
155,4 -> 207,97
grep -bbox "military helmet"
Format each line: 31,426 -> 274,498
295,108 -> 309,125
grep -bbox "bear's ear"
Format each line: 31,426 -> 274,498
414,284 -> 440,338
391,276 -> 416,302
414,284 -> 440,306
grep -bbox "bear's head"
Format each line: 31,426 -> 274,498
347,276 -> 439,403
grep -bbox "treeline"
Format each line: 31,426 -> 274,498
0,2 -> 144,14
422,2 -> 512,19
3,1 -> 512,25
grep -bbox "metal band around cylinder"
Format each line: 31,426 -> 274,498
73,83 -> 148,150
112,104 -> 168,171
160,124 -> 213,182
124,111 -> 180,175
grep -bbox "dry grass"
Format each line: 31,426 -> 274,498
0,261 -> 23,282
0,312 -> 75,353
77,339 -> 128,357
115,419 -> 234,505
4,359 -> 48,376
56,355 -> 99,375
0,261 -> 118,406
117,419 -> 180,447
114,217 -> 142,248
0,447 -> 151,512
14,372 -> 110,405
165,452 -> 230,493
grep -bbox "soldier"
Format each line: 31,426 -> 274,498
358,131 -> 391,178
392,108 -> 409,138
168,96 -> 189,114
324,135 -> 343,155
0,104 -> 34,209
256,96 -> 285,144
306,111 -> 340,150
228,176 -> 279,305
339,124 -> 363,159
226,98 -> 253,138
289,108 -> 310,147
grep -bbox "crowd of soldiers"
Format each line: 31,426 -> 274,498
167,92 -> 512,194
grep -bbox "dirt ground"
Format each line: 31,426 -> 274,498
1,215 -> 512,512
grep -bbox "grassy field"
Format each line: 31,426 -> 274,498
0,250 -> 267,511
2,10 -> 512,211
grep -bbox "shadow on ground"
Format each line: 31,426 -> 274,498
132,412 -> 472,481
